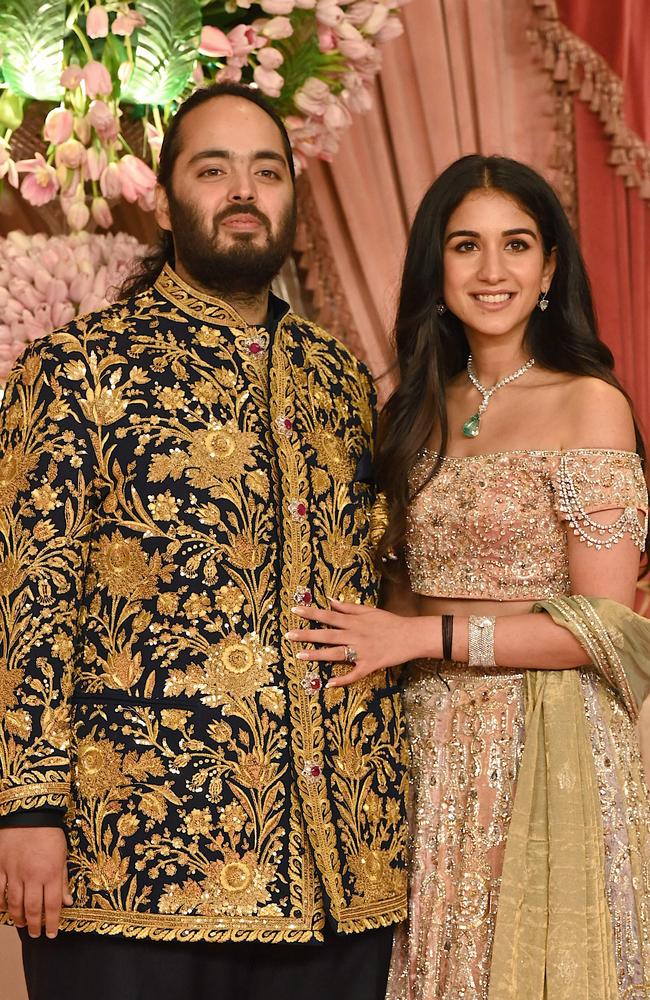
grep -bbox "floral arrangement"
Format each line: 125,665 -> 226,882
0,0 -> 405,230
0,230 -> 145,381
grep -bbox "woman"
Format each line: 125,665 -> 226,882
286,156 -> 650,998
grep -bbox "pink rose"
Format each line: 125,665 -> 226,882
16,153 -> 59,207
199,25 -> 233,58
111,9 -> 146,37
253,65 -> 284,98
43,108 -> 74,145
60,65 -> 83,90
86,5 -> 109,38
91,196 -> 113,229
118,154 -> 156,203
88,100 -> 120,142
83,61 -> 113,99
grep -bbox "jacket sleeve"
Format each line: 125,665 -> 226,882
0,337 -> 96,818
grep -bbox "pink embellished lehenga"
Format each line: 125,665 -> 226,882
386,448 -> 650,1000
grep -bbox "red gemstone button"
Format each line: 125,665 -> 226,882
309,677 -> 322,690
310,765 -> 321,778
296,503 -> 306,516
249,342 -> 262,355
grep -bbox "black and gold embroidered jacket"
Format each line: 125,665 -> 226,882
0,265 -> 408,943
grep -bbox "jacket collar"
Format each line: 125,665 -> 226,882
154,263 -> 291,331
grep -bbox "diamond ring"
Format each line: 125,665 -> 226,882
343,646 -> 357,664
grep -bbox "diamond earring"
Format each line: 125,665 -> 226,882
436,301 -> 447,315
538,290 -> 549,312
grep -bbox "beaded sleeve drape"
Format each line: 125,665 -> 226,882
387,447 -> 650,1000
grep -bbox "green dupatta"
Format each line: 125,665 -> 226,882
488,596 -> 650,1000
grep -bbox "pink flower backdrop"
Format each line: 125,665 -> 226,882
0,0 -> 407,379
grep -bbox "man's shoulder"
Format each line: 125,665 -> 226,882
287,312 -> 373,387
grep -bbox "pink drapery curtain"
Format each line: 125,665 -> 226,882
305,0 -> 558,399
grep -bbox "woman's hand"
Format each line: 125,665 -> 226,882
285,597 -> 428,687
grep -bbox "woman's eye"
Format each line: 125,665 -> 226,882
507,239 -> 529,251
455,240 -> 478,252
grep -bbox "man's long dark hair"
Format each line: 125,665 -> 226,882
118,83 -> 296,299
375,154 -> 648,566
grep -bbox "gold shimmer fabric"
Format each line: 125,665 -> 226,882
387,452 -> 650,1000
406,449 -> 647,600
0,266 -> 409,942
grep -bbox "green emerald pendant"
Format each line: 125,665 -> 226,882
462,413 -> 481,438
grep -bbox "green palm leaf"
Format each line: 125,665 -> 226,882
121,0 -> 202,107
0,0 -> 66,101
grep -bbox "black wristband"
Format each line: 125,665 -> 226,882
442,614 -> 454,662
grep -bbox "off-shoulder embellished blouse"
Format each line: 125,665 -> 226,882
406,449 -> 648,601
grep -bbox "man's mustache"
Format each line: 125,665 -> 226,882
214,206 -> 271,230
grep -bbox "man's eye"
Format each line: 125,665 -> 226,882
199,168 -> 223,177
258,169 -> 279,179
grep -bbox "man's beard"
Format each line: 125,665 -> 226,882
167,192 -> 297,296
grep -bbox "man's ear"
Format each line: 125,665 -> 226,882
154,184 -> 172,232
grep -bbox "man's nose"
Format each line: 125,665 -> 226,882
227,170 -> 256,203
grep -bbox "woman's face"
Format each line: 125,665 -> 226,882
442,188 -> 556,345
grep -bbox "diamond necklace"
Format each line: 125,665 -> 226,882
462,355 -> 536,438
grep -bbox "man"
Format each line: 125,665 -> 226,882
0,84 -> 407,1000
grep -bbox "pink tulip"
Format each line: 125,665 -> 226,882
253,65 -> 284,98
227,24 -> 263,60
83,61 -> 113,99
12,281 -> 42,311
363,4 -> 389,33
345,0 -> 373,24
88,100 -> 119,142
260,17 -> 293,39
111,9 -> 146,37
199,25 -> 233,58
99,162 -> 122,199
294,78 -> 331,115
85,146 -> 107,181
58,167 -> 80,195
324,100 -> 352,130
317,24 -> 337,50
44,108 -> 74,145
258,47 -> 284,69
10,257 -> 37,282
137,187 -> 156,213
294,0 -> 316,7
66,200 -> 90,231
33,303 -> 53,331
70,271 -> 93,302
55,139 -> 87,170
376,16 -> 404,42
337,35 -> 373,61
216,65 -> 243,84
46,278 -> 70,306
78,294 -> 104,315
260,0 -> 295,13
117,154 -> 156,203
145,122 -> 164,160
86,4 -> 109,38
52,302 -> 76,327
16,153 -> 59,207
33,266 -> 52,296
316,1 -> 344,27
74,114 -> 92,144
60,65 -> 83,90
192,63 -> 205,85
91,196 -> 113,229
0,145 -> 19,188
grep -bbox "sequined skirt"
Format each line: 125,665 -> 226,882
386,661 -> 650,1000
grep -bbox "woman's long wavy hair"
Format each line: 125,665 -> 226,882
117,82 -> 296,299
375,154 -> 648,569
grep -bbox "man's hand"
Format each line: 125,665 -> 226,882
0,827 -> 72,938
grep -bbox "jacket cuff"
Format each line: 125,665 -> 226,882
0,809 -> 65,828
